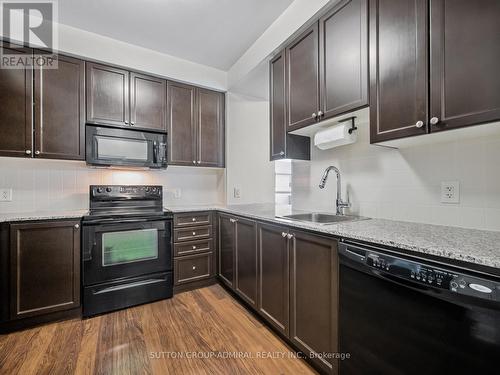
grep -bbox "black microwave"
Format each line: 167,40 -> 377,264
86,125 -> 167,169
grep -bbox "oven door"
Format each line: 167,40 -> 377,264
85,125 -> 167,168
82,218 -> 172,286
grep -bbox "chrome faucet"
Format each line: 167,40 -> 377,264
319,166 -> 350,215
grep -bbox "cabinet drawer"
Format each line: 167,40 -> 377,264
174,239 -> 212,257
174,212 -> 212,228
174,252 -> 213,285
174,226 -> 212,242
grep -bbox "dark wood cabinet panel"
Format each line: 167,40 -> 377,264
269,51 -> 310,161
286,23 -> 320,130
257,222 -> 289,336
369,0 -> 428,143
174,252 -> 213,285
34,54 -> 85,160
86,62 -> 129,127
218,214 -> 235,287
235,218 -> 257,307
174,211 -> 212,228
0,44 -> 32,157
430,0 -> 500,131
167,81 -> 197,166
319,0 -> 368,119
197,89 -> 224,167
174,225 -> 212,242
290,230 -> 338,374
9,220 -> 80,320
130,72 -> 167,132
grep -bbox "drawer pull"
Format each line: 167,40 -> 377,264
192,218 -> 196,222
192,266 -> 197,270
192,232 -> 196,236
192,245 -> 197,250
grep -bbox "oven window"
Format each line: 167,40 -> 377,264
102,229 -> 158,266
96,136 -> 149,161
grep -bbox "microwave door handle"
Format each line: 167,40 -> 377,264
153,141 -> 158,164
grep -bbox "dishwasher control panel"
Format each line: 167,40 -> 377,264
340,243 -> 500,302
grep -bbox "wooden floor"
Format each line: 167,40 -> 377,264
0,285 -> 316,375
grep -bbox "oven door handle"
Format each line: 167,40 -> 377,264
82,227 -> 95,262
92,277 -> 167,295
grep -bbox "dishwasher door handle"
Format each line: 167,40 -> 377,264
339,244 -> 367,264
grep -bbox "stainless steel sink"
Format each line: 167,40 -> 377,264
277,212 -> 367,225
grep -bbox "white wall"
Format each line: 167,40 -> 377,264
225,93 -> 275,204
291,123 -> 500,231
0,158 -> 225,213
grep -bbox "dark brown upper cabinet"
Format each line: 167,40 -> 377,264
130,72 -> 167,132
284,0 -> 368,133
369,0 -> 429,143
86,62 -> 166,132
319,0 -> 368,119
86,62 -> 130,128
167,81 -> 197,166
286,23 -> 320,131
9,220 -> 81,320
34,54 -> 85,160
0,44 -> 33,158
429,0 -> 500,132
234,217 -> 258,308
168,82 -> 225,167
269,50 -> 310,161
218,213 -> 235,287
257,222 -> 290,336
197,88 -> 225,167
290,230 -> 339,374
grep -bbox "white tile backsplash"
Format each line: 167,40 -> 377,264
291,123 -> 500,231
0,158 -> 225,213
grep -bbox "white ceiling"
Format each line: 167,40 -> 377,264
58,0 -> 293,71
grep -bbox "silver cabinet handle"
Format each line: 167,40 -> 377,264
197,161 -> 201,164
430,117 -> 439,125
130,121 -> 135,125
74,224 -> 80,229
35,150 -> 40,155
317,111 -> 324,117
287,233 -> 294,240
281,232 -> 287,238
311,112 -> 317,119
229,218 -> 238,223
415,121 -> 424,128
124,121 -> 129,124
192,218 -> 196,222
279,151 -> 285,156
192,266 -> 196,270
25,150 -> 32,155
192,232 -> 196,236
192,245 -> 197,250
192,161 -> 196,164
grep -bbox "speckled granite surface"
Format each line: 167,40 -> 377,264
0,210 -> 88,223
169,203 -> 500,270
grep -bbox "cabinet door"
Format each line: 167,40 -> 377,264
34,54 -> 85,160
167,81 -> 197,166
270,51 -> 287,160
286,23 -> 320,130
130,72 -> 167,132
10,220 -> 80,319
235,217 -> 257,307
430,0 -> 500,131
369,0 -> 428,143
197,88 -> 224,167
290,230 -> 338,374
86,62 -> 130,127
218,214 -> 235,287
319,0 -> 368,119
0,44 -> 33,157
257,223 -> 289,336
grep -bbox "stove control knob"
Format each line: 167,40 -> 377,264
145,187 -> 150,192
97,187 -> 103,193
450,281 -> 458,290
106,187 -> 112,193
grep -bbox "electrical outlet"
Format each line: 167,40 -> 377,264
173,188 -> 182,199
233,187 -> 241,199
441,181 -> 460,203
0,188 -> 12,202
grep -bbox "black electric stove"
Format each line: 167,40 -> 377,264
82,185 -> 173,317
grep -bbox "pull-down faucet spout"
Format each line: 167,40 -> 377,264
319,166 -> 350,215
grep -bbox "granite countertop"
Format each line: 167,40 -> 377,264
2,204 -> 499,271
170,203 -> 500,271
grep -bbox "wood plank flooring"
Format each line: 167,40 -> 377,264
0,284 -> 316,375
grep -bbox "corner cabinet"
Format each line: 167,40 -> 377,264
8,220 -> 81,320
86,62 -> 167,132
168,82 -> 225,167
370,0 -> 500,143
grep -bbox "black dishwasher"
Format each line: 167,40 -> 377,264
339,241 -> 500,375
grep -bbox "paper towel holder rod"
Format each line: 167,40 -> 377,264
339,116 -> 357,134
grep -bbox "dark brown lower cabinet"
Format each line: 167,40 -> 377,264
257,222 -> 290,336
218,214 -> 235,287
290,230 -> 339,374
234,217 -> 257,307
9,220 -> 81,320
